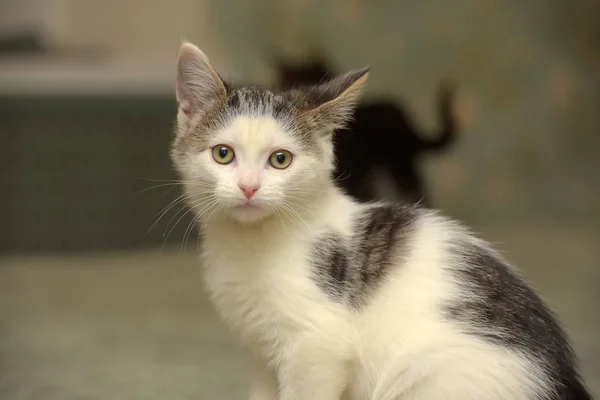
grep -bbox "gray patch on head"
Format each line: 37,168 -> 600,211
226,85 -> 278,115
310,204 -> 417,308
172,96 -> 228,160
173,82 -> 324,158
445,242 -> 590,399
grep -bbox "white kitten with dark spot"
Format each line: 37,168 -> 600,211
171,42 -> 590,400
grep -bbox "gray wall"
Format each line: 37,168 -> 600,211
212,0 -> 600,224
1,1 -> 599,252
0,98 -> 187,252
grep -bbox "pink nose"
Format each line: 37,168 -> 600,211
238,184 -> 260,199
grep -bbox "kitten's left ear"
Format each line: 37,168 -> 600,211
305,67 -> 369,132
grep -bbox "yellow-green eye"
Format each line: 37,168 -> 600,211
269,150 -> 293,169
211,145 -> 235,164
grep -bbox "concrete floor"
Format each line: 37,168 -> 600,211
1,224 -> 599,399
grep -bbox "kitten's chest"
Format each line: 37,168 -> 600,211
201,233 -> 321,346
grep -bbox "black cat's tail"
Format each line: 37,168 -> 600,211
418,82 -> 457,152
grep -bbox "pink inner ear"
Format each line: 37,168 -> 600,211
175,87 -> 191,116
180,103 -> 191,116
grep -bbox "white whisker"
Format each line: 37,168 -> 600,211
181,197 -> 216,253
279,202 -> 312,235
146,194 -> 190,235
162,196 -> 214,245
161,206 -> 194,251
273,207 -> 286,229
201,202 -> 224,231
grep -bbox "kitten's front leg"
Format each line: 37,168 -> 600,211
249,360 -> 279,400
277,342 -> 349,400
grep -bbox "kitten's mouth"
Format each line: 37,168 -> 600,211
235,201 -> 262,211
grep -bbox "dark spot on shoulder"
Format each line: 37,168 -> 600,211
309,204 -> 416,308
354,205 -> 415,289
310,234 -> 350,301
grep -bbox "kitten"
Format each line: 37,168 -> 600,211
273,57 -> 457,206
172,42 -> 590,400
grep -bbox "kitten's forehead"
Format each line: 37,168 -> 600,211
221,115 -> 295,155
225,86 -> 318,151
174,84 -> 321,157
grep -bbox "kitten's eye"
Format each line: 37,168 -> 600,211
269,150 -> 293,169
211,145 -> 235,165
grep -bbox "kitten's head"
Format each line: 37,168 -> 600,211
172,42 -> 368,224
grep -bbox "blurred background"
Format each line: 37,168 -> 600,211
0,0 -> 599,398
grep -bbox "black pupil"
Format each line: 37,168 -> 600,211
276,153 -> 286,164
219,147 -> 229,158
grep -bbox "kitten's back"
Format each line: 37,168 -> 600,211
345,207 -> 591,399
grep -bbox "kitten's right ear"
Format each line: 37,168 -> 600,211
176,42 -> 227,117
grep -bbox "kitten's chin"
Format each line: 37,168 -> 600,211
228,205 -> 273,224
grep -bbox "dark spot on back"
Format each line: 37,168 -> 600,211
446,243 -> 590,399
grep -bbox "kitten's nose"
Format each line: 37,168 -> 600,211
238,184 -> 260,199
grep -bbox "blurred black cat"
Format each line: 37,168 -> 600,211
274,57 -> 457,206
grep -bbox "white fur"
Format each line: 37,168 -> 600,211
175,111 -> 551,400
